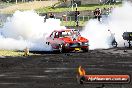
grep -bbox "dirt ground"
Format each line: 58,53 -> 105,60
0,1 -> 58,13
0,48 -> 132,88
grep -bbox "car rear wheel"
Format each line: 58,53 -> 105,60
112,41 -> 118,48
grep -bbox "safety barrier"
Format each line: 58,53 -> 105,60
61,16 -> 93,26
61,16 -> 93,22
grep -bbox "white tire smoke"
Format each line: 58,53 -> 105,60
0,10 -> 65,51
81,2 -> 132,50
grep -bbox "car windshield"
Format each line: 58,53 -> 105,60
60,31 -> 72,37
59,30 -> 80,37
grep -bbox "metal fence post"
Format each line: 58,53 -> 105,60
62,16 -> 63,21
88,16 -> 89,21
60,15 -> 92,26
83,16 -> 84,21
70,16 -> 71,24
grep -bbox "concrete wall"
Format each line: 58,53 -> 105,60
65,0 -> 101,6
81,0 -> 100,4
39,10 -> 94,18
66,0 -> 123,5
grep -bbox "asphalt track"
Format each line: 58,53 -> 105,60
0,48 -> 132,88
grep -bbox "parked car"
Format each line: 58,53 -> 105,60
46,29 -> 89,53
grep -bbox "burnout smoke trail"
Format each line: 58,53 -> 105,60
81,2 -> 132,50
0,10 -> 65,51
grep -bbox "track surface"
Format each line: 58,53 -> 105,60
0,48 -> 132,88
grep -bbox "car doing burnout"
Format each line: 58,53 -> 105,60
46,29 -> 89,52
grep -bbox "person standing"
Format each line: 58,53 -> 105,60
94,8 -> 101,21
44,13 -> 48,22
49,13 -> 55,18
75,8 -> 80,26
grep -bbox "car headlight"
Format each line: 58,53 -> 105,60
83,42 -> 89,45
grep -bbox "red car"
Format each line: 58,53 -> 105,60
46,29 -> 89,53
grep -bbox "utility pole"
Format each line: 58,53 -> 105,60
75,7 -> 80,27
16,0 -> 17,4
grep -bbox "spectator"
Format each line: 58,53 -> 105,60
75,8 -> 80,26
110,7 -> 113,13
49,13 -> 55,18
75,8 -> 80,22
107,7 -> 113,16
23,47 -> 29,56
44,13 -> 48,22
62,15 -> 67,21
102,8 -> 107,15
101,7 -> 109,19
94,8 -> 101,21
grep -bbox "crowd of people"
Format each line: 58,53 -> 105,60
44,13 -> 55,22
93,7 -> 114,21
43,7 -> 113,24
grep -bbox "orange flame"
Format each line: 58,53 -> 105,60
78,66 -> 86,76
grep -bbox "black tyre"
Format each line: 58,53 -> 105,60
112,41 -> 118,48
82,48 -> 89,52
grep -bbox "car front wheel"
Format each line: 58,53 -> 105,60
82,48 -> 89,52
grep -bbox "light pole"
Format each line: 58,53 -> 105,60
16,0 -> 17,4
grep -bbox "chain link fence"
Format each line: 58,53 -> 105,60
0,14 -> 91,27
61,16 -> 92,21
61,16 -> 93,26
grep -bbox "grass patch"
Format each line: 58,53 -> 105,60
36,2 -> 122,13
0,1 -> 58,14
61,21 -> 87,26
0,50 -> 34,56
0,2 -> 14,6
0,2 -> 122,14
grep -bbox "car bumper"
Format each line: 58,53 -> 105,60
52,43 -> 89,52
52,46 -> 88,51
64,45 -> 89,51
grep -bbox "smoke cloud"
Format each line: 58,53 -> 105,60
1,2 -> 132,51
81,2 -> 132,50
0,10 -> 65,51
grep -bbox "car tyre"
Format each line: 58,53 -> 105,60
112,41 -> 118,48
82,48 -> 89,52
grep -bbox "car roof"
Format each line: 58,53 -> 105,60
53,29 -> 76,32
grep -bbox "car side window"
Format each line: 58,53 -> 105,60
50,32 -> 55,38
55,32 -> 59,38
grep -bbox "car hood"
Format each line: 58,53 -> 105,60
61,36 -> 88,43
